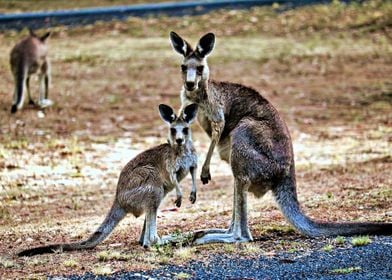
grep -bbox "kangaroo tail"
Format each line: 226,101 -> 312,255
11,61 -> 27,113
18,201 -> 126,257
273,176 -> 392,237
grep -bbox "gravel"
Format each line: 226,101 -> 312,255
62,236 -> 392,280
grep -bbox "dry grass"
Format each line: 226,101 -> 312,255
0,1 -> 391,278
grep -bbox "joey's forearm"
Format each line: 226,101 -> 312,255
189,166 -> 197,203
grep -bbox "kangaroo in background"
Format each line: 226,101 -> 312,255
10,29 -> 53,113
18,103 -> 198,256
169,31 -> 392,244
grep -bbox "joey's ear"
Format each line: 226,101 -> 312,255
182,103 -> 198,123
159,104 -> 176,123
195,33 -> 215,58
40,32 -> 51,42
29,28 -> 37,37
169,31 -> 192,57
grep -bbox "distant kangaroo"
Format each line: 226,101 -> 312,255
169,31 -> 392,244
18,103 -> 198,256
10,29 -> 53,113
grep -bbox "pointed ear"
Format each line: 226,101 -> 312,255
29,28 -> 37,37
182,103 -> 198,123
195,33 -> 215,58
40,32 -> 51,42
169,31 -> 192,57
159,104 -> 176,123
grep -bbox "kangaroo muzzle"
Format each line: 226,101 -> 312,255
185,69 -> 197,91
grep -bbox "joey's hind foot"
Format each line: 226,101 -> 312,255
175,196 -> 182,207
11,105 -> 17,114
189,191 -> 197,204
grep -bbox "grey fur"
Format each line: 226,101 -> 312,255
10,29 -> 52,113
18,104 -> 198,256
170,31 -> 392,244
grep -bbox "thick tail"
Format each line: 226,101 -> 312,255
18,201 -> 126,257
11,62 -> 27,113
273,176 -> 392,237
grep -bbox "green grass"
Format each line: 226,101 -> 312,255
351,236 -> 372,247
322,244 -> 334,252
330,266 -> 361,274
334,236 -> 345,245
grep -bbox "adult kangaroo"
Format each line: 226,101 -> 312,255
10,29 -> 53,113
169,31 -> 392,244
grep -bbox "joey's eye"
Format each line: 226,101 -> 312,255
183,127 -> 189,135
181,65 -> 187,72
196,66 -> 204,75
170,128 -> 176,135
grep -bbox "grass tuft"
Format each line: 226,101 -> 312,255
351,236 -> 371,247
330,266 -> 361,274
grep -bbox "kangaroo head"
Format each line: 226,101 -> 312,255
159,103 -> 198,148
170,31 -> 215,92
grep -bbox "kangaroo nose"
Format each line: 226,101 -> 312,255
186,82 -> 195,90
176,139 -> 183,145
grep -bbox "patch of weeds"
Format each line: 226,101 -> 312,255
351,236 -> 371,246
175,272 -> 192,279
153,243 -> 174,257
240,243 -> 261,255
322,244 -> 333,252
62,53 -> 102,65
27,258 -> 47,267
174,247 -> 196,261
223,244 -> 236,253
0,257 -> 15,268
330,266 -> 361,274
97,250 -> 131,262
334,236 -> 345,245
63,259 -> 78,268
4,139 -> 28,150
93,265 -> 112,275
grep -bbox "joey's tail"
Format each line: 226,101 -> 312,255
18,201 -> 126,257
273,176 -> 392,237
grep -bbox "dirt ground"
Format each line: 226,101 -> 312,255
0,1 -> 391,278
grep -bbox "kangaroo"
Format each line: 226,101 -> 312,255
10,29 -> 53,113
18,103 -> 198,256
169,31 -> 392,244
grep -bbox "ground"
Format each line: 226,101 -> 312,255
0,1 -> 391,279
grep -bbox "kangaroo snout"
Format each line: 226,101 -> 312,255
176,138 -> 183,145
185,81 -> 196,91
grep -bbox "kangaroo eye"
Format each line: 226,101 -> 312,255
181,65 -> 187,72
183,128 -> 189,135
170,128 -> 176,135
196,66 -> 204,74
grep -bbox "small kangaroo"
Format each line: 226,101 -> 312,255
169,31 -> 392,244
10,29 -> 53,113
18,103 -> 198,256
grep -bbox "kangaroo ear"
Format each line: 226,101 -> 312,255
196,33 -> 215,58
40,32 -> 51,42
183,103 -> 198,123
159,104 -> 176,123
29,28 -> 37,37
170,31 -> 192,57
